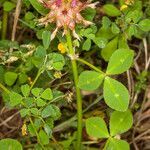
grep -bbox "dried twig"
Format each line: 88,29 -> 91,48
10,0 -> 22,53
0,111 -> 19,127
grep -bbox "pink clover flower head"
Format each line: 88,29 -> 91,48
38,0 -> 98,40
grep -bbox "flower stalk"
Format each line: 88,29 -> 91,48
37,0 -> 98,148
66,29 -> 82,149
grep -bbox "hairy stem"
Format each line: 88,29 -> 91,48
66,30 -> 82,149
1,11 -> 8,39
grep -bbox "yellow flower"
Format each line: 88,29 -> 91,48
21,123 -> 27,136
58,43 -> 66,53
120,4 -> 128,11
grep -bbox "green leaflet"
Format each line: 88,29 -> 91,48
104,138 -> 130,150
9,92 -> 23,107
138,19 -> 150,32
3,1 -> 15,12
82,39 -> 91,51
41,88 -> 53,100
4,71 -> 18,86
78,71 -> 105,91
101,36 -> 118,61
106,49 -> 134,75
86,117 -> 109,138
29,0 -> 49,15
21,84 -> 30,97
104,77 -> 129,111
42,30 -> 51,50
109,110 -> 133,136
39,130 -> 49,145
0,139 -> 22,150
103,4 -> 121,17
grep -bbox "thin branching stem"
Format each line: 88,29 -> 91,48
29,69 -> 43,91
0,82 -> 10,94
29,117 -> 45,150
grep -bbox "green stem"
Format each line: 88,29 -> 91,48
1,11 -> 8,39
29,117 -> 45,150
30,69 -> 43,91
66,30 -> 82,150
0,82 -> 10,93
77,58 -> 104,74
